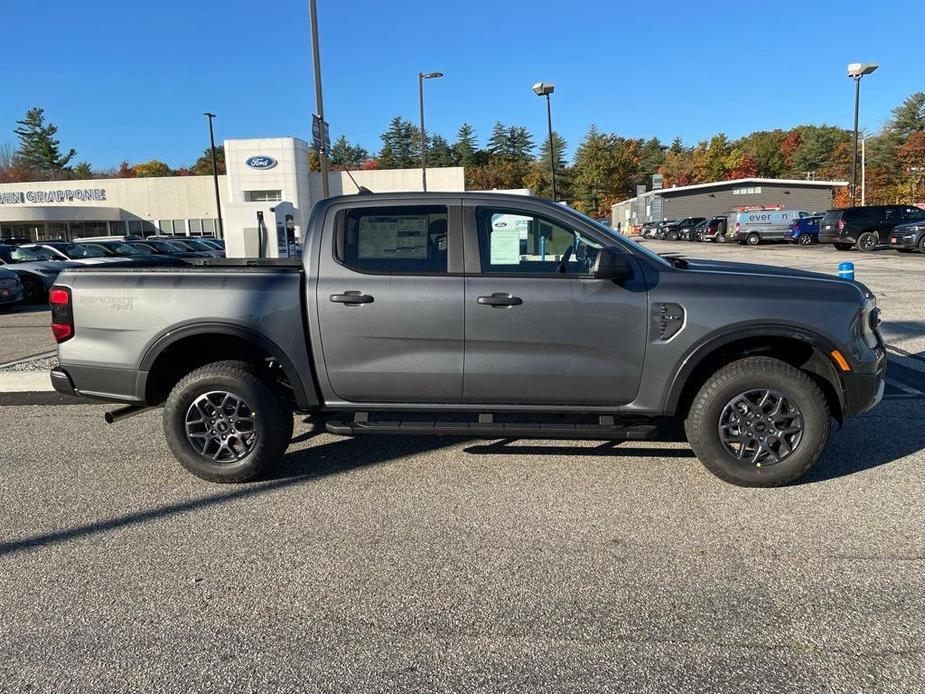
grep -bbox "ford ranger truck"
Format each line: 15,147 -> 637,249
48,193 -> 885,487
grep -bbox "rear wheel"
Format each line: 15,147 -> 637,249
919,236 -> 925,254
746,232 -> 760,246
667,230 -> 678,241
163,360 -> 293,483
685,357 -> 830,487
856,231 -> 878,252
799,234 -> 813,245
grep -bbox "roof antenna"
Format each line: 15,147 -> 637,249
343,168 -> 373,194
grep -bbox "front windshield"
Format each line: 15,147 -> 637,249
66,244 -> 107,258
100,242 -> 145,255
26,246 -> 58,260
184,239 -> 211,251
0,245 -> 41,263
561,205 -> 672,267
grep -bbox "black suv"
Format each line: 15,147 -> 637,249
889,217 -> 925,253
663,217 -> 706,241
820,205 -> 925,251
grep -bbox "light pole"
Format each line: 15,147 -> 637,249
532,82 -> 556,201
847,62 -> 878,206
309,0 -> 330,197
203,112 -> 223,237
418,71 -> 443,192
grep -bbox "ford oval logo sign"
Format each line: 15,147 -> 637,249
246,156 -> 278,170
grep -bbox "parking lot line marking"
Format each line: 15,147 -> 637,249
0,350 -> 57,370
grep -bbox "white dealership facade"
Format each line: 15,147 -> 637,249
0,137 -> 465,243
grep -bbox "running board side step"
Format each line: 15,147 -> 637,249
325,414 -> 657,440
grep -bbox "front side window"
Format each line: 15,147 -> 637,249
476,208 -> 602,275
339,205 -> 448,274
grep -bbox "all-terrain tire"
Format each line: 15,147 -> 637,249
684,357 -> 830,487
163,360 -> 293,483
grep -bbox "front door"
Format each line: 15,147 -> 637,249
316,200 -> 464,403
462,202 -> 648,406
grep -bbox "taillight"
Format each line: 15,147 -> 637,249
50,286 -> 73,343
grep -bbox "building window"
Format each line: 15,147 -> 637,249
109,221 -> 127,236
189,219 -> 202,235
245,190 -> 283,202
733,186 -> 763,195
172,219 -> 186,235
202,219 -> 216,235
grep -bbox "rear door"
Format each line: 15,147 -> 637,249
461,201 -> 648,406
315,199 -> 464,403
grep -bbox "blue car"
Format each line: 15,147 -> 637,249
789,215 -> 823,245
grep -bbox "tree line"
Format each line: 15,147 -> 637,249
3,94 -> 924,215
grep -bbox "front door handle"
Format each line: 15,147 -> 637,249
330,291 -> 374,305
477,293 -> 523,307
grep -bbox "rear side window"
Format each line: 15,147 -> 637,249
904,206 -> 925,220
339,205 -> 448,274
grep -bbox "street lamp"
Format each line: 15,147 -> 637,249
309,0 -> 330,198
203,112 -> 224,237
532,81 -> 557,201
847,62 -> 878,206
418,71 -> 443,192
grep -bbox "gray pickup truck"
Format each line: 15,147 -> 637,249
49,192 -> 885,487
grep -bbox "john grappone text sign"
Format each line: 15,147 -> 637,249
0,188 -> 107,205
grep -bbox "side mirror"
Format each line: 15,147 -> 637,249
593,247 -> 634,281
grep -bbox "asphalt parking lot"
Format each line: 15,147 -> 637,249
1,240 -> 924,692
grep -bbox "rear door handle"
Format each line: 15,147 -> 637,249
330,291 -> 374,305
477,293 -> 523,307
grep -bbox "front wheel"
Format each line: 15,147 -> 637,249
163,360 -> 293,483
684,357 -> 830,487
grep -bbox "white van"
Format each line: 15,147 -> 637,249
732,209 -> 812,245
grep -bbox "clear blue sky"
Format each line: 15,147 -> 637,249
2,0 -> 923,169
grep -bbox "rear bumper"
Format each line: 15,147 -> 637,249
0,286 -> 24,305
50,364 -> 145,404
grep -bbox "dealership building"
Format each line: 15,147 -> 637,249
0,137 -> 465,244
611,177 -> 848,230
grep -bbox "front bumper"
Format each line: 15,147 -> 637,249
888,234 -> 919,249
842,345 -> 887,416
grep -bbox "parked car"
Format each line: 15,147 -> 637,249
671,217 -> 707,241
23,242 -> 127,265
50,192 -> 884,488
820,205 -> 925,252
161,237 -> 225,258
127,240 -> 211,259
79,235 -> 143,243
652,220 -> 678,240
0,244 -> 82,303
888,218 -> 925,253
640,222 -> 660,238
788,215 -> 823,245
732,209 -> 813,246
196,238 -> 225,251
80,240 -> 187,267
0,266 -> 24,310
700,216 -> 730,243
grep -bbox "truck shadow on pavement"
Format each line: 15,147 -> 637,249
2,403 -> 921,557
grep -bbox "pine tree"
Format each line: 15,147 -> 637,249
535,131 -> 569,200
378,117 -> 418,169
427,134 -> 456,167
14,107 -> 76,177
329,136 -> 369,169
454,123 -> 478,167
487,122 -> 508,157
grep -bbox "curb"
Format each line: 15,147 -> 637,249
0,372 -> 53,393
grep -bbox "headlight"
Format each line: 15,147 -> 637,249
860,297 -> 879,349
